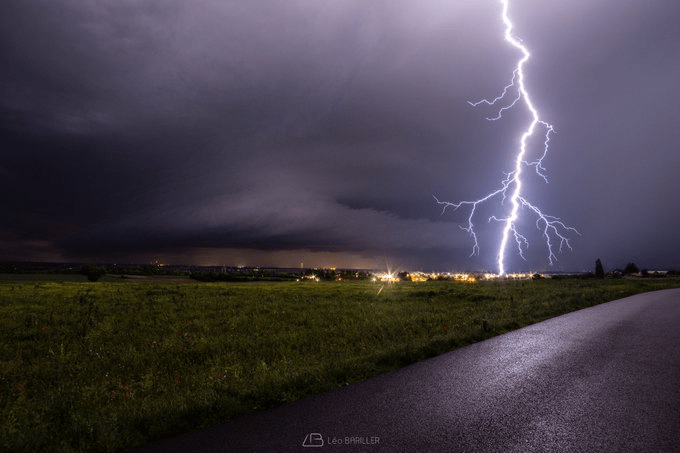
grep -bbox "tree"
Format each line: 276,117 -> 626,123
624,262 -> 639,275
595,259 -> 605,279
81,265 -> 106,282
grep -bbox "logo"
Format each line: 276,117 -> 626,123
302,433 -> 324,447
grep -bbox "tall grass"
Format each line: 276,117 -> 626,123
1,277 -> 679,452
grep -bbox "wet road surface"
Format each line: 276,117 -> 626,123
129,288 -> 680,452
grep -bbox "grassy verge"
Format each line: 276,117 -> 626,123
1,277 -> 679,452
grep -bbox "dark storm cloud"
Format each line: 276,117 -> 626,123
522,0 -> 680,271
2,0 -> 679,271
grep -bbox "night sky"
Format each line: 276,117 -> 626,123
2,0 -> 679,272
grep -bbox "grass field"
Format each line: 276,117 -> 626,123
2,275 -> 679,452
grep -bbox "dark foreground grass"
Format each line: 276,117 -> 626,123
1,277 -> 679,452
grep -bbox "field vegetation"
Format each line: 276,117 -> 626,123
1,275 -> 679,452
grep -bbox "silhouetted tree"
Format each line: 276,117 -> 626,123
595,259 -> 605,279
624,262 -> 639,275
81,265 -> 106,282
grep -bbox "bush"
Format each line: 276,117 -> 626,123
80,265 -> 106,282
624,262 -> 640,275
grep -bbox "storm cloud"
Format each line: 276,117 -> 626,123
2,0 -> 679,271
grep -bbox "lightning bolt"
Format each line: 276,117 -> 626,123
435,0 -> 579,275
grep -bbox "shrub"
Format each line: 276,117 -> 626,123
80,265 -> 106,282
624,262 -> 640,275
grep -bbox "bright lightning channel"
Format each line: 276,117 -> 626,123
435,0 -> 578,275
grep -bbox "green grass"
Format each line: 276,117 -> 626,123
1,276 -> 679,452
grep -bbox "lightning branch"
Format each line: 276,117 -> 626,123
435,0 -> 578,275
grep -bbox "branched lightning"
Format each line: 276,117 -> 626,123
435,0 -> 578,275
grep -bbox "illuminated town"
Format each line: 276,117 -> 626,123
0,261 -> 563,283
370,271 -> 540,283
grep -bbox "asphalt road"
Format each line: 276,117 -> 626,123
129,288 -> 680,452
